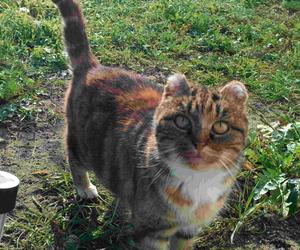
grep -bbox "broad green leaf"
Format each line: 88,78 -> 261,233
287,179 -> 300,216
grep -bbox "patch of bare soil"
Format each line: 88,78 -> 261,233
0,79 -> 67,209
234,212 -> 300,250
196,212 -> 300,250
0,74 -> 299,249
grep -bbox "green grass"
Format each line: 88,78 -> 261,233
0,0 -> 66,120
1,0 -> 299,249
1,0 -> 299,111
4,172 -> 136,250
230,119 -> 300,242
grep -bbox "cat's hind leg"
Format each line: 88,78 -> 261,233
67,133 -> 98,199
69,155 -> 99,199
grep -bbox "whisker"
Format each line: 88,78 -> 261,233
136,147 -> 177,169
136,162 -> 160,169
149,167 -> 168,187
220,155 -> 241,172
219,159 -> 242,192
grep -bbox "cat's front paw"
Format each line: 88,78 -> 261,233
76,184 -> 99,199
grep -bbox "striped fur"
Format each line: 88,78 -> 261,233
53,1 -> 248,249
54,0 -> 97,69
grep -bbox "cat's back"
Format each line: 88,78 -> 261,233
65,65 -> 162,176
67,66 -> 161,117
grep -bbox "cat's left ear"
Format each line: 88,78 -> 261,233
163,73 -> 190,98
221,80 -> 248,105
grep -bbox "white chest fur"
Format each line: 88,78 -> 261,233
166,157 -> 229,211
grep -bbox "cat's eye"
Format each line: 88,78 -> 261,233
174,115 -> 191,130
212,121 -> 229,135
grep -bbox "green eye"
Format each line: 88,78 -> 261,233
174,115 -> 191,130
212,121 -> 229,135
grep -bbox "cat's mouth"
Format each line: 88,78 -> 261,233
162,146 -> 222,170
180,150 -> 203,165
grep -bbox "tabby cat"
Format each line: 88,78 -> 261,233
52,0 -> 248,249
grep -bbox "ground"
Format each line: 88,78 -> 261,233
0,71 -> 299,250
0,0 -> 299,249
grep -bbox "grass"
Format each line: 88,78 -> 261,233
3,172 -> 139,250
0,0 -> 299,249
230,118 -> 300,242
0,0 -> 66,121
1,0 -> 299,111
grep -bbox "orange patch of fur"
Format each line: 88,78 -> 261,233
195,194 -> 227,221
194,203 -> 213,221
118,87 -> 161,131
165,187 -> 193,207
117,87 -> 161,111
119,117 -> 139,131
216,193 -> 227,209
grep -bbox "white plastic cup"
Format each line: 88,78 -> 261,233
0,171 -> 20,241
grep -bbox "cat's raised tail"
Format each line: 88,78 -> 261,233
53,0 -> 97,70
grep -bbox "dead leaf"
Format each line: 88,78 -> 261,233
32,169 -> 49,176
243,161 -> 254,171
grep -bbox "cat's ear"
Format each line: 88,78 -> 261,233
221,80 -> 248,105
163,74 -> 190,98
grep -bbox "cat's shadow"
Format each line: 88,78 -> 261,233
52,197 -> 136,250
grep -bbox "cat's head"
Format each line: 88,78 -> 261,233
154,74 -> 248,171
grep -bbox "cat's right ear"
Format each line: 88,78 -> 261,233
163,74 -> 190,98
221,80 -> 248,105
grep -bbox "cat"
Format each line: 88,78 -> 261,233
52,0 -> 248,249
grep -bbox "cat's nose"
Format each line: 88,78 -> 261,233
197,139 -> 209,151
